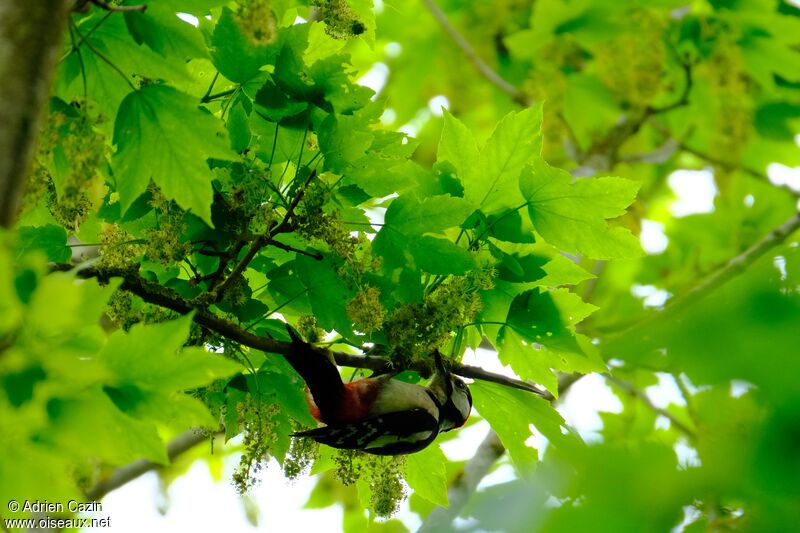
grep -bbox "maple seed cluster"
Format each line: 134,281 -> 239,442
297,315 -> 324,344
705,37 -> 752,179
314,0 -> 366,39
331,451 -> 406,518
595,8 -> 666,110
29,105 -> 108,231
283,430 -> 319,480
232,400 -> 281,493
98,223 -> 144,272
145,188 -> 191,267
235,0 -> 278,45
296,180 -> 380,281
346,286 -> 385,333
386,269 -> 495,362
368,456 -> 406,518
333,449 -> 362,487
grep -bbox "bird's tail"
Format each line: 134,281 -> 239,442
284,325 -> 344,422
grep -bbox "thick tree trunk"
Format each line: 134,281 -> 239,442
0,0 -> 73,228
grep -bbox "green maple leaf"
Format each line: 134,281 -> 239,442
520,157 -> 642,259
112,84 -> 237,226
15,225 -> 71,263
437,109 -> 479,186
438,106 -> 543,214
102,314 -> 241,392
405,444 -> 449,506
373,194 -> 475,274
472,381 -> 579,476
211,7 -> 278,84
124,3 -> 209,61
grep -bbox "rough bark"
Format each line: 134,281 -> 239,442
0,0 -> 73,228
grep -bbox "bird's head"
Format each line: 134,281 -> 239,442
428,351 -> 472,432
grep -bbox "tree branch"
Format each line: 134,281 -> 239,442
669,212 -> 800,307
580,60 -> 693,172
679,140 -> 800,198
210,234 -> 268,299
421,0 -> 529,106
604,375 -> 697,440
645,120 -> 799,197
85,430 -> 208,501
0,0 -> 74,228
211,170 -> 316,300
613,211 -> 800,340
50,263 -> 549,396
418,430 -> 505,532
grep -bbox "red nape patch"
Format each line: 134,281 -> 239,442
333,378 -> 380,424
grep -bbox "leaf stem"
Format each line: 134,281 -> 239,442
68,25 -> 88,100
199,71 -> 220,103
201,87 -> 237,103
70,20 -> 137,91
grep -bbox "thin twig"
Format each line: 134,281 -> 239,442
618,138 -> 679,165
421,0 -> 529,106
596,60 -> 693,169
210,234 -> 268,299
265,238 -> 323,260
604,375 -> 697,440
603,213 -> 800,338
644,120 -> 798,197
200,71 -> 220,103
201,88 -> 237,104
679,141 -> 800,198
671,373 -> 699,428
211,170 -> 316,299
68,25 -> 88,100
605,211 -> 800,341
71,21 -> 137,91
456,363 -> 547,397
85,430 -> 208,501
666,211 -> 800,311
645,60 -> 692,116
60,11 -> 113,64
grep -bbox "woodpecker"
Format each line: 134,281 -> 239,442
284,327 -> 472,455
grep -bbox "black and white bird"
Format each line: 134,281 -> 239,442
284,328 -> 472,455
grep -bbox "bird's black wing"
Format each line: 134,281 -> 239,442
293,408 -> 440,456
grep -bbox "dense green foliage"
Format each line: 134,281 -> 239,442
2,0 -> 800,530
